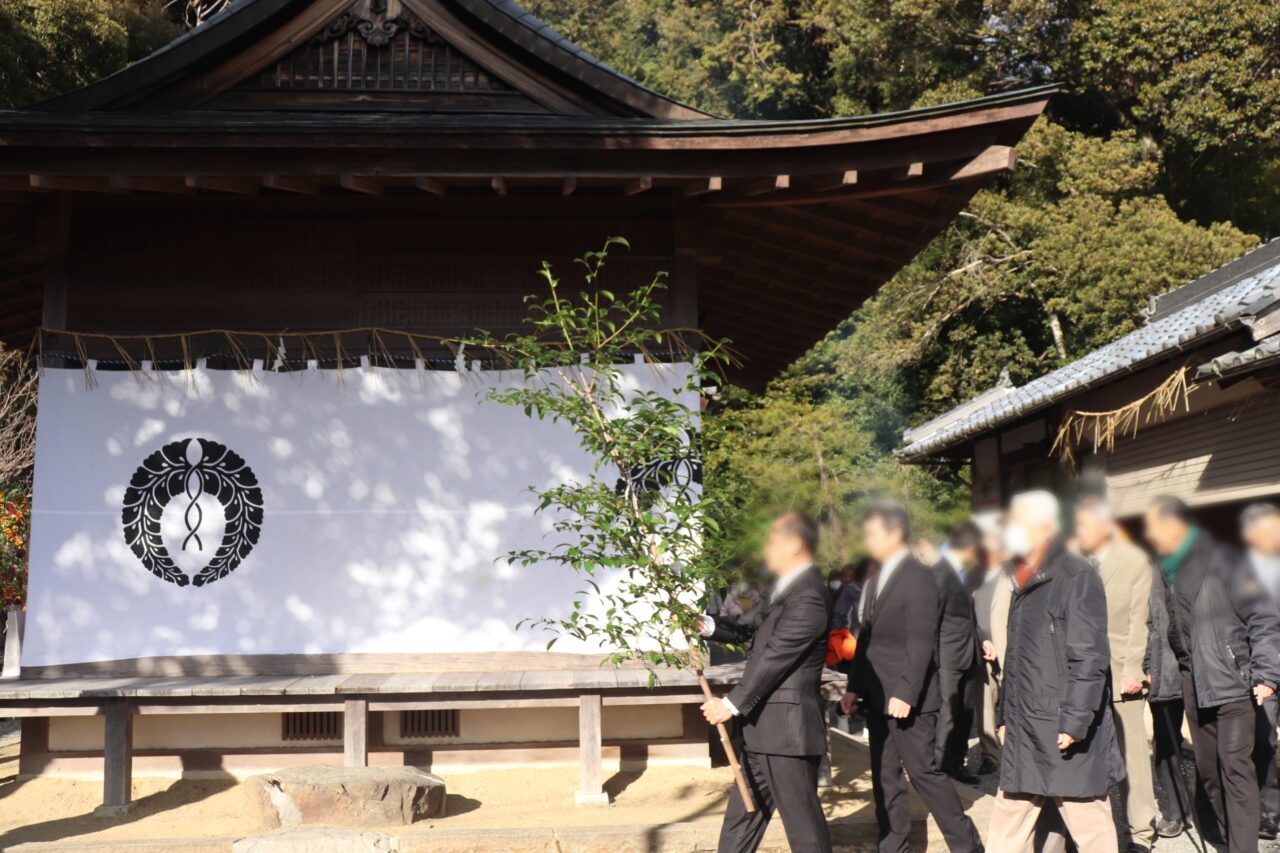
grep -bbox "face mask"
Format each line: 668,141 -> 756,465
1003,524 -> 1032,558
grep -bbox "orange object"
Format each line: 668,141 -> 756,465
825,628 -> 857,666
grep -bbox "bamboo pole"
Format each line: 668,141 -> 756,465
689,646 -> 755,812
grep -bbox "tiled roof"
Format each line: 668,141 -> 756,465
898,239 -> 1280,461
1196,335 -> 1280,380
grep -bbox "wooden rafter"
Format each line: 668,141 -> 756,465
263,176 -> 322,195
623,177 -> 653,196
415,177 -> 448,196
340,175 -> 383,196
185,176 -> 258,195
681,177 -> 722,197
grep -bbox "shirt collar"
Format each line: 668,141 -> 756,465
879,547 -> 910,581
771,562 -> 814,600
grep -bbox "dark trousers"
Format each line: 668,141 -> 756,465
1182,675 -> 1260,853
1255,695 -> 1279,827
1152,698 -> 1189,822
717,749 -> 832,853
936,665 -> 977,771
868,710 -> 981,853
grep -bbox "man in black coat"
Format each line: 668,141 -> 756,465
932,522 -> 983,784
840,502 -> 982,853
699,511 -> 833,853
988,490 -> 1122,853
1144,496 -> 1280,853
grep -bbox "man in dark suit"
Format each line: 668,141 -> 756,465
932,522 -> 983,784
841,502 -> 983,853
699,511 -> 833,853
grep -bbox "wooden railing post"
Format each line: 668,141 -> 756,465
96,698 -> 133,816
344,697 -> 369,767
575,692 -> 608,805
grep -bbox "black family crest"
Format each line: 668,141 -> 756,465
121,438 -> 264,587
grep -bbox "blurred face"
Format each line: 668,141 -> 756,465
982,529 -> 1005,567
1006,503 -> 1055,557
1244,514 -> 1280,557
1073,508 -> 1114,556
863,516 -> 905,563
1143,508 -> 1188,557
950,544 -> 979,570
762,517 -> 807,577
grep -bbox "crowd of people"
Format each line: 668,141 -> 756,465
696,493 -> 1280,853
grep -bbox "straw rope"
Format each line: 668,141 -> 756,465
1050,365 -> 1197,468
35,326 -> 728,388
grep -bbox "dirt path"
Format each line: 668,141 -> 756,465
0,730 -> 980,850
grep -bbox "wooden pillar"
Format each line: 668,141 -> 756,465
344,697 -> 369,767
672,198 -> 699,331
17,716 -> 49,778
575,692 -> 608,805
96,699 -> 133,816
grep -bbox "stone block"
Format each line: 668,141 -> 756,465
243,766 -> 445,830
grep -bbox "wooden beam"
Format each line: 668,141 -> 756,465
343,697 -> 368,767
30,175 -> 123,194
414,176 -> 447,196
740,175 -> 790,196
339,175 -> 383,196
108,176 -> 192,195
560,176 -> 578,197
575,693 -> 608,805
808,170 -> 858,192
681,177 -> 722,197
185,176 -> 258,195
96,699 -> 133,816
263,175 -> 322,196
948,145 -> 1017,180
623,176 -> 653,196
491,176 -> 509,196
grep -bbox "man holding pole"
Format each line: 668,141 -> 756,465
697,511 -> 833,853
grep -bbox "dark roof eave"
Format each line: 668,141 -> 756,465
0,85 -> 1057,140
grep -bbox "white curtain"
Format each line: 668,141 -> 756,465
25,362 -> 693,666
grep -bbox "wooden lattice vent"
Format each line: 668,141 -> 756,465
238,0 -> 516,95
400,709 -> 461,739
281,711 -> 342,742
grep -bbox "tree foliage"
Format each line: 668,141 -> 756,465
0,0 -> 176,107
459,239 -> 734,672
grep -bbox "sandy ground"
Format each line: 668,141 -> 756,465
6,720 -> 1272,852
0,730 -> 963,849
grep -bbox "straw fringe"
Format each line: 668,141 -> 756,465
1051,365 -> 1197,469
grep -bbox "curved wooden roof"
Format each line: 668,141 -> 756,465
0,0 -> 1054,382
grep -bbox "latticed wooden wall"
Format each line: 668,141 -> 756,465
63,197 -> 680,355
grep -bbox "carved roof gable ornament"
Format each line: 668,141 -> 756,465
316,0 -> 432,48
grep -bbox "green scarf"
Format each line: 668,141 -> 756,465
1159,525 -> 1200,583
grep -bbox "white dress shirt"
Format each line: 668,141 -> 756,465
702,563 -> 815,717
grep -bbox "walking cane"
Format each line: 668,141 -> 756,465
1150,701 -> 1206,853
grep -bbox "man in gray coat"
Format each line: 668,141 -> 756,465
988,490 -> 1122,853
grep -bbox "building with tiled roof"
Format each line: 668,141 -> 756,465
900,239 -> 1280,528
